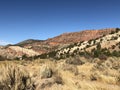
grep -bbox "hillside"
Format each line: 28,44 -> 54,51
0,28 -> 117,60
39,28 -> 120,59
0,46 -> 39,60
18,28 -> 116,52
46,28 -> 116,45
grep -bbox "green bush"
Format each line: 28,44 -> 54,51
86,45 -> 90,48
39,53 -> 47,59
116,28 -> 120,33
96,43 -> 101,50
111,36 -> 118,40
0,55 -> 6,61
111,45 -> 116,49
88,40 -> 92,44
98,54 -> 107,60
93,49 -> 101,57
110,31 -> 115,34
112,50 -> 120,57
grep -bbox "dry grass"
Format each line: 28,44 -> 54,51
0,61 -> 33,90
0,57 -> 120,90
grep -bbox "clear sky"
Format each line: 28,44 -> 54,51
0,0 -> 120,45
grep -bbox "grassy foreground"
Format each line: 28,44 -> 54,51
0,56 -> 120,90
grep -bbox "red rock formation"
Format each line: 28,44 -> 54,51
46,28 -> 116,45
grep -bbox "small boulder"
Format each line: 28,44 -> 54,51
40,65 -> 53,79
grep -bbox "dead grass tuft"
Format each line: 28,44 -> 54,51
0,62 -> 33,90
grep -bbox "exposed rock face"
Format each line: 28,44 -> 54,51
46,28 -> 116,45
0,46 -> 39,59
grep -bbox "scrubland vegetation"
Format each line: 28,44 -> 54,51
0,56 -> 120,90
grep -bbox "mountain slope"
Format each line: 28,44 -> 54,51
46,28 -> 116,45
0,28 -> 118,60
16,39 -> 44,46
0,46 -> 39,60
39,28 -> 120,59
17,28 -> 116,53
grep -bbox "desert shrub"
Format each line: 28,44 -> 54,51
62,64 -> 79,75
73,49 -> 78,54
22,54 -> 27,59
93,39 -> 96,45
93,48 -> 111,59
48,51 -> 57,58
93,49 -> 101,57
98,54 -> 107,60
0,62 -> 33,90
39,51 -> 57,59
112,50 -> 120,57
66,53 -> 70,58
114,36 -> 118,40
95,37 -> 99,40
103,50 -> 111,56
86,45 -> 90,48
96,43 -> 101,50
111,36 -> 118,40
101,48 -> 108,51
74,43 -> 77,46
118,45 -> 120,49
39,53 -> 47,59
88,40 -> 92,44
100,38 -> 103,42
79,52 -> 85,56
92,45 -> 112,58
110,31 -> 115,34
67,44 -> 74,49
84,51 -> 92,59
58,53 -> 65,59
65,57 -> 84,65
116,28 -> 120,33
102,34 -> 106,37
0,55 -> 6,61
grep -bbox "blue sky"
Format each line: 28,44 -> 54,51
0,0 -> 120,45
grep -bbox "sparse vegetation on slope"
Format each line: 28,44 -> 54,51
37,28 -> 120,60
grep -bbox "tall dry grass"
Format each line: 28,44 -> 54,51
0,57 -> 120,90
0,62 -> 33,90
